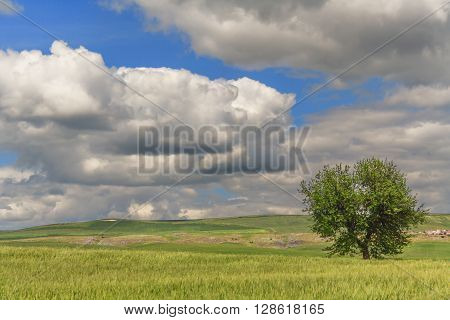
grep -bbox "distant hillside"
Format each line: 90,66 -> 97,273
0,214 -> 448,241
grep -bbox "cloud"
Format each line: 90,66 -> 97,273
104,0 -> 450,84
0,42 -> 295,187
0,42 -> 299,228
386,85 -> 450,108
0,0 -> 22,15
0,42 -> 449,229
0,168 -> 185,229
227,196 -> 248,202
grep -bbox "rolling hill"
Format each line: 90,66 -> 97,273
0,214 -> 448,299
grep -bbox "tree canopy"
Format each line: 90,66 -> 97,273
299,158 -> 427,259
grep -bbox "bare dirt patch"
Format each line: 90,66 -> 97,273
96,235 -> 168,246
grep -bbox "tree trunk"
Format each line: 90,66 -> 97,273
362,246 -> 370,260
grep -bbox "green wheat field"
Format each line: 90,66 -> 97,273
0,215 -> 448,299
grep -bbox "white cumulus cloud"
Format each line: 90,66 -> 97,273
0,41 -> 450,229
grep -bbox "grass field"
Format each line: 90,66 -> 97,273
0,215 -> 448,299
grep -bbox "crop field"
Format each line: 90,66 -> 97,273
0,215 -> 448,299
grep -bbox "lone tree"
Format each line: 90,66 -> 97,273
300,158 -> 427,259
